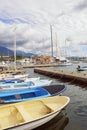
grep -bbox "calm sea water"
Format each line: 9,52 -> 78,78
25,61 -> 87,130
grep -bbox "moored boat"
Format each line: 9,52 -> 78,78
77,65 -> 87,71
0,73 -> 30,80
0,79 -> 52,91
0,95 -> 70,130
0,84 -> 66,103
59,62 -> 73,66
0,77 -> 40,84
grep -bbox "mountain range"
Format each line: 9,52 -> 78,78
0,46 -> 37,57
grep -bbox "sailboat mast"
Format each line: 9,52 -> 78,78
65,39 -> 67,58
50,25 -> 53,57
14,27 -> 16,71
55,32 -> 58,58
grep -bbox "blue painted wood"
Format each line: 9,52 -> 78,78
0,84 -> 66,103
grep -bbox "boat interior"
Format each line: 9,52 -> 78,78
0,96 -> 69,129
0,88 -> 50,103
0,100 -> 53,129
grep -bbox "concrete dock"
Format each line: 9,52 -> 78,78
22,63 -> 59,68
34,68 -> 87,86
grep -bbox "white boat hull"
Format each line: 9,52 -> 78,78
8,111 -> 60,130
77,66 -> 87,71
59,62 -> 72,66
0,79 -> 52,91
0,74 -> 30,80
24,77 -> 40,82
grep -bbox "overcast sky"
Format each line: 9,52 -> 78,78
0,0 -> 87,56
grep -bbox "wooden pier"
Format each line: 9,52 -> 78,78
34,68 -> 87,86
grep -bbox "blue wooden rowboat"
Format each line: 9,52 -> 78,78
0,84 -> 66,103
0,78 -> 23,83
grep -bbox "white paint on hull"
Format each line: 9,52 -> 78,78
8,111 -> 60,130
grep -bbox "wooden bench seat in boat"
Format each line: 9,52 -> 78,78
16,100 -> 53,120
0,106 -> 24,129
16,105 -> 33,122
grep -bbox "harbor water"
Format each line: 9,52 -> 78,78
25,61 -> 87,130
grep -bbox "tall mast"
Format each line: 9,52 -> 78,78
65,39 -> 67,58
50,25 -> 53,57
14,27 -> 17,71
55,32 -> 58,58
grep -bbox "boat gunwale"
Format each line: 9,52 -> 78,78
2,96 -> 70,130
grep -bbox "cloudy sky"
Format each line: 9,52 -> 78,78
0,0 -> 87,56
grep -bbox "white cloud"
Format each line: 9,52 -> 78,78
0,0 -> 87,56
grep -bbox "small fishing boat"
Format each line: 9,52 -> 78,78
0,84 -> 66,103
0,95 -> 70,130
0,73 -> 30,80
12,74 -> 30,79
0,77 -> 40,84
0,79 -> 52,91
77,65 -> 87,71
59,62 -> 72,66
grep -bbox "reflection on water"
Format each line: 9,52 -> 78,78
33,111 -> 69,130
74,105 -> 87,118
26,62 -> 87,130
